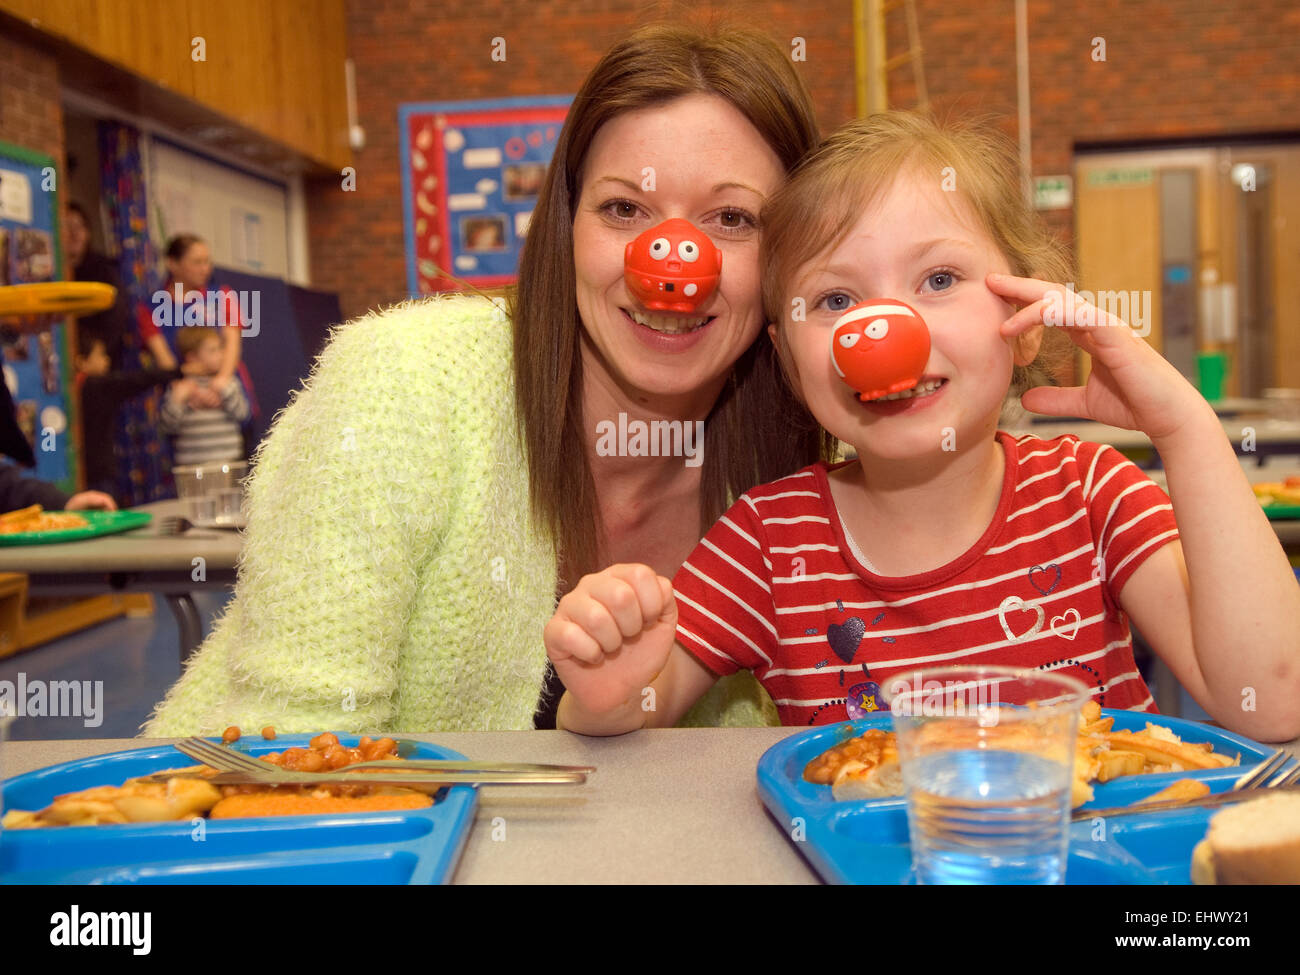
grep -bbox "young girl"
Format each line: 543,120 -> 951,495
546,112 -> 1300,742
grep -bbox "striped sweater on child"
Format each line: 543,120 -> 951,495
159,377 -> 250,465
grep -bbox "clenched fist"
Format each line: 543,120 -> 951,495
545,563 -> 678,720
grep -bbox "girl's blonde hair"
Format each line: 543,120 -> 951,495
761,111 -> 1073,401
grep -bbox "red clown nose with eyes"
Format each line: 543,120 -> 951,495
830,299 -> 932,402
624,218 -> 722,314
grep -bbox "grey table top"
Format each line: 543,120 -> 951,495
5,727 -> 1298,884
0,499 -> 242,574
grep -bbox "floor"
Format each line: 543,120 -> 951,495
2,588 -> 1210,742
1,590 -> 233,740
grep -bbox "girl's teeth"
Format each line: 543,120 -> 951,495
629,309 -> 709,333
871,379 -> 945,402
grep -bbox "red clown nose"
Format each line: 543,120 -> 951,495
831,299 -> 931,402
624,218 -> 722,314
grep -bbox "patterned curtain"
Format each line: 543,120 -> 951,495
98,121 -> 172,505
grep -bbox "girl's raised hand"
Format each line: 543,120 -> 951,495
989,273 -> 1208,443
544,564 -> 678,718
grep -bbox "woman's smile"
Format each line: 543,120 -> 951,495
572,92 -> 784,402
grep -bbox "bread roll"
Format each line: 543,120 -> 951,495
1191,793 -> 1300,884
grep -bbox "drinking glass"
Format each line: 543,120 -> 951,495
883,665 -> 1088,885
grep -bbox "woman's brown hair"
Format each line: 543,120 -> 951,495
165,234 -> 204,263
509,22 -> 832,578
762,111 -> 1074,404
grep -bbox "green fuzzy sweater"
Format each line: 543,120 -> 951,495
143,295 -> 777,736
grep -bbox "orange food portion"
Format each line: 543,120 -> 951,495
210,791 -> 432,819
803,729 -> 896,785
0,505 -> 89,534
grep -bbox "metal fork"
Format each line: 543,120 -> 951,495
1231,749 -> 1294,791
155,516 -> 194,536
173,737 -> 591,784
1268,762 -> 1300,787
176,737 -> 272,773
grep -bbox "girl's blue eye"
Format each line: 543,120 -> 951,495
822,292 -> 853,313
925,271 -> 955,292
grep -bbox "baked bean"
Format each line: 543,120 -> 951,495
310,732 -> 339,750
222,726 -> 241,744
322,744 -> 352,770
298,749 -> 325,772
261,726 -> 276,740
361,738 -> 396,761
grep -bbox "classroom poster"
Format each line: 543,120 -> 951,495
0,142 -> 74,491
399,96 -> 571,295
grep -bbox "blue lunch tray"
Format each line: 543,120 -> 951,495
1,735 -> 478,885
757,709 -> 1291,885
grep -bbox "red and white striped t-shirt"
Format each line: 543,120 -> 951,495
673,433 -> 1180,725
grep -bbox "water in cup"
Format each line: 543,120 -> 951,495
906,748 -> 1071,885
185,495 -> 218,525
213,486 -> 244,526
885,665 -> 1087,886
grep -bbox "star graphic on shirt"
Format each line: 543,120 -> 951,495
860,693 -> 878,712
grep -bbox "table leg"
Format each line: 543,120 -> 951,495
166,594 -> 204,665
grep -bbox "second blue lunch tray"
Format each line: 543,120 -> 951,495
757,709 -> 1291,885
1,735 -> 478,885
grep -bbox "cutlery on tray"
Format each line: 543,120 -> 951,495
155,736 -> 594,787
1072,748 -> 1299,821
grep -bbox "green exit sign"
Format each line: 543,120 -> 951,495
1087,167 -> 1155,188
1034,175 -> 1073,210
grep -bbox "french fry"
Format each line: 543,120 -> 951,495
1096,749 -> 1148,782
1071,776 -> 1095,808
1104,730 -> 1235,770
1138,778 -> 1212,806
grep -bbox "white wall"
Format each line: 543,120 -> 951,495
148,138 -> 289,278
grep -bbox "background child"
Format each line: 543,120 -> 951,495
546,112 -> 1300,743
74,331 -> 180,496
159,326 -> 249,466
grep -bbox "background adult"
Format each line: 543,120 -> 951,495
62,201 -> 129,369
135,235 -> 256,421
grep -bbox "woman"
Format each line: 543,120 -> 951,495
144,23 -> 831,736
136,235 -> 255,419
63,201 -> 129,368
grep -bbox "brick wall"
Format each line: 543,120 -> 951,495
0,31 -> 64,212
309,0 -> 1300,321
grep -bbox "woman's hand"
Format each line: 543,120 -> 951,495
65,491 -> 117,512
990,273 -> 1210,443
545,564 -> 678,720
168,378 -> 196,403
146,334 -> 177,371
